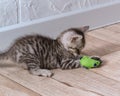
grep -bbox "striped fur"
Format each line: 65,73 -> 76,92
0,26 -> 89,77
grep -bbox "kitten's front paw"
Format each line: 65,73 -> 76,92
30,69 -> 54,77
40,70 -> 54,77
91,56 -> 100,60
91,56 -> 102,63
71,60 -> 81,69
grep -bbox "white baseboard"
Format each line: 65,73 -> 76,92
0,1 -> 120,51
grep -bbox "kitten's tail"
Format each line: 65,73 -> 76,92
0,52 -> 9,60
0,52 -> 14,65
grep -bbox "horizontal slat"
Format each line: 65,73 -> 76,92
52,68 -> 120,96
82,35 -> 120,56
0,74 -> 40,96
91,51 -> 120,82
105,24 -> 120,32
87,28 -> 120,45
0,65 -> 100,96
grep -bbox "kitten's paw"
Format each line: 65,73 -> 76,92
39,69 -> 54,77
91,56 -> 101,60
30,69 -> 54,77
90,56 -> 102,63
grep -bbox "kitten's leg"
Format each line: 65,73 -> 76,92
60,56 -> 103,69
19,57 -> 53,77
61,58 -> 81,69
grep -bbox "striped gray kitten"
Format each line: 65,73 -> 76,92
0,26 -> 89,77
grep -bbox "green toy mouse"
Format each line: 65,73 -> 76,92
80,56 -> 102,69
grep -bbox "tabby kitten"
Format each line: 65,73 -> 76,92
0,26 -> 89,77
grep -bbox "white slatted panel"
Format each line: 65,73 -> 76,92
0,0 -> 118,27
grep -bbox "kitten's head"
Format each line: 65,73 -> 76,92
57,26 -> 89,56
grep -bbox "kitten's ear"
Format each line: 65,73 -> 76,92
71,36 -> 82,43
79,26 -> 89,32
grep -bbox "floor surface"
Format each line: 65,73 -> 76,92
0,23 -> 120,96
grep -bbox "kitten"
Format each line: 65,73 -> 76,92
0,26 -> 89,77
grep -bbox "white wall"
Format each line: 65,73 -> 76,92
0,1 -> 120,51
0,0 -> 118,28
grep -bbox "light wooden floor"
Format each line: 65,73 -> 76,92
0,23 -> 120,96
